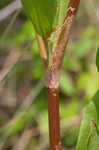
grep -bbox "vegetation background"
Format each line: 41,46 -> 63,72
0,0 -> 99,149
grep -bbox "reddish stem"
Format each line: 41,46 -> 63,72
48,86 -> 61,150
45,68 -> 61,150
37,0 -> 80,149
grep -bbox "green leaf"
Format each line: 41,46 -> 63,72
96,48 -> 99,72
87,123 -> 99,150
76,91 -> 99,150
21,0 -> 57,37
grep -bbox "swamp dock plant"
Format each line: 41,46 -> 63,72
21,0 -> 80,149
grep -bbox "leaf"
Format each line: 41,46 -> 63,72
21,0 -> 57,37
76,91 -> 99,150
96,48 -> 99,72
87,123 -> 99,150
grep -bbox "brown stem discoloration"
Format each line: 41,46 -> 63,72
51,0 -> 80,73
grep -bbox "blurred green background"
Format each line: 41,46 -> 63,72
0,0 -> 99,150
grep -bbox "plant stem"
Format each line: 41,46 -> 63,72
37,1 -> 80,149
51,0 -> 80,73
45,69 -> 61,150
48,86 -> 61,150
46,1 -> 80,149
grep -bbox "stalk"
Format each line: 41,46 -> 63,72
45,69 -> 61,150
48,87 -> 61,150
37,0 -> 80,149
